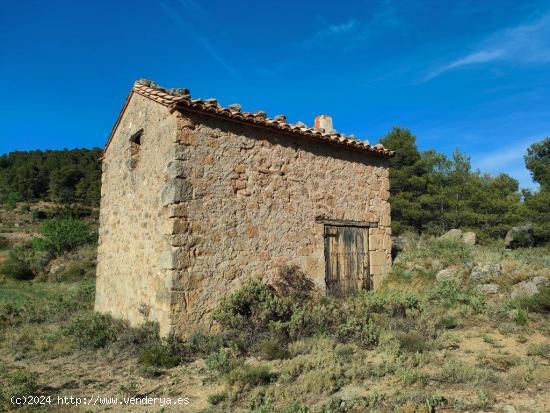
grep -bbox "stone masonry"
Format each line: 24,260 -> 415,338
95,80 -> 394,337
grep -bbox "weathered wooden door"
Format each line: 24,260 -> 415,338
324,225 -> 370,296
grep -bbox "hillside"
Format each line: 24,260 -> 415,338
0,201 -> 549,412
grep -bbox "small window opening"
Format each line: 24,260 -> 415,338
128,129 -> 144,170
130,129 -> 143,145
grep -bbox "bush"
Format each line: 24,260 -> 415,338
272,265 -> 316,304
0,281 -> 95,328
186,331 -> 236,357
425,279 -> 484,311
0,248 -> 34,280
527,342 -> 550,359
516,286 -> 550,313
213,279 -> 295,347
397,238 -> 473,269
0,369 -> 37,405
227,365 -> 275,386
33,218 -> 96,257
208,391 -> 227,405
51,262 -> 95,282
395,331 -> 429,353
255,336 -> 288,360
0,235 -> 9,250
64,313 -> 125,349
2,192 -> 21,210
206,349 -> 238,374
31,209 -> 48,220
336,317 -> 380,348
138,333 -> 183,368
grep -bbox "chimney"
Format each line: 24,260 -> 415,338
314,115 -> 334,134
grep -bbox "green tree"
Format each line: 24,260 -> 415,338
33,218 -> 97,257
0,148 -> 101,206
525,137 -> 550,190
49,165 -> 85,203
524,137 -> 550,244
380,127 -> 524,240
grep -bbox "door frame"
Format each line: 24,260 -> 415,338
322,221 -> 374,295
315,217 -> 378,229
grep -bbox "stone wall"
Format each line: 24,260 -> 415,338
166,111 -> 392,336
96,96 -> 392,337
95,93 -> 178,335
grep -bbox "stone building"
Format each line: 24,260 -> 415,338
95,79 -> 394,336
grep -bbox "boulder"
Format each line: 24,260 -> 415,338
504,224 -> 534,249
461,232 -> 476,245
439,229 -> 476,245
502,405 -> 517,413
436,266 -> 462,282
439,229 -> 463,242
476,283 -> 500,294
510,276 -> 550,299
470,262 -> 502,283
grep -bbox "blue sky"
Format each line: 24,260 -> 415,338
1,0 -> 550,188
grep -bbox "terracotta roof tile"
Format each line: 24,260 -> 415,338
103,80 -> 395,158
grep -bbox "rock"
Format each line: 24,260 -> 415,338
476,283 -> 500,294
504,224 -> 534,249
436,267 -> 462,282
510,276 -> 549,299
502,405 -> 517,413
532,275 -> 550,287
470,262 -> 502,283
439,229 -> 463,242
461,231 -> 476,245
439,229 -> 476,245
48,263 -> 63,275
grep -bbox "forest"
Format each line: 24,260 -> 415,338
0,133 -> 549,245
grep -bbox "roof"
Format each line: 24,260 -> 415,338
103,79 -> 395,158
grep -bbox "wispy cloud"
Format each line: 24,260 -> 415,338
158,0 -> 237,76
302,19 -> 358,47
421,14 -> 550,82
471,136 -> 544,189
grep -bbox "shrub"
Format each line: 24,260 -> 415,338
208,391 -> 227,405
336,317 -> 380,348
0,248 -> 34,280
476,388 -> 494,410
138,333 -> 183,368
64,312 -> 125,349
395,331 -> 429,353
527,342 -> 550,359
227,365 -> 275,386
397,238 -> 473,269
2,192 -> 21,210
186,331 -> 236,357
425,279 -> 484,311
0,281 -> 95,328
516,286 -> 550,313
31,209 -> 48,220
0,369 -> 37,404
0,235 -> 9,250
436,315 -> 458,330
272,265 -> 316,304
255,336 -> 288,360
439,359 -> 498,384
333,343 -> 355,363
213,279 -> 294,346
33,218 -> 97,257
206,349 -> 238,374
51,262 -> 95,282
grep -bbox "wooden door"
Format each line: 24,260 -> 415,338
324,225 -> 370,297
